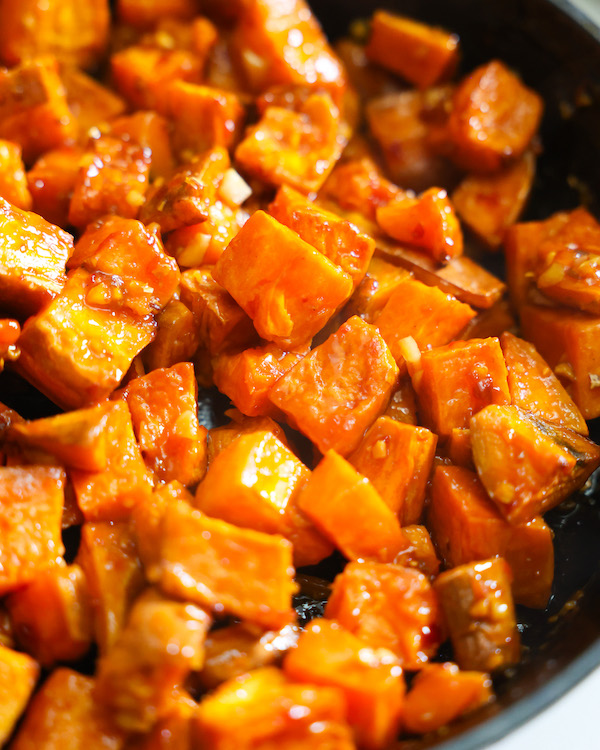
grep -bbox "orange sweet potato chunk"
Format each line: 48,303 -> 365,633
76,521 -> 144,654
27,146 -> 84,227
109,111 -> 174,182
0,0 -> 109,69
346,258 -> 412,323
206,411 -> 290,465
348,416 -> 437,524
0,57 -> 77,164
10,668 -> 127,750
325,561 -> 443,669
298,450 -> 408,564
394,525 -> 440,579
403,662 -> 492,735
143,299 -> 200,372
284,619 -> 404,750
6,564 -> 92,667
0,196 -> 71,318
60,65 -> 126,142
160,501 -> 297,628
366,11 -> 459,89
194,667 -> 354,750
428,465 -> 554,608
95,590 -> 211,732
0,644 -> 39,744
470,405 -> 600,524
0,140 -> 31,209
446,60 -> 543,173
270,316 -> 399,456
213,211 -> 353,349
413,337 -> 511,436
0,465 -> 65,595
122,362 -> 208,486
433,558 -> 520,672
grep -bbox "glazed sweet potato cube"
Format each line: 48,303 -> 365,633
452,151 -> 536,249
95,590 -> 211,732
200,622 -> 300,689
60,65 -> 126,141
0,140 -> 31,209
346,259 -> 412,323
442,427 -> 474,469
413,337 -> 511,436
366,11 -> 459,89
0,465 -> 65,595
284,619 -> 404,750
212,342 -> 307,419
116,0 -> 199,28
325,561 -> 442,668
68,135 -> 151,228
373,276 -> 476,366
298,450 -> 408,564
76,521 -> 144,654
0,645 -> 38,743
128,691 -> 197,750
111,46 -> 201,110
269,186 -> 375,288
70,402 -> 153,521
520,302 -> 600,420
27,146 -> 83,227
164,213 -> 244,268
213,211 -> 353,348
122,362 -> 207,486
7,403 -> 113,471
143,299 -> 200,372
446,60 -> 543,173
194,667 -> 354,750
158,81 -> 245,160
0,197 -> 71,318
433,558 -> 520,672
231,0 -> 346,97
470,405 -> 600,524
180,268 -> 257,356
393,525 -> 440,579
348,417 -> 436,524
500,331 -> 588,434
160,501 -> 297,628
0,0 -> 109,69
207,411 -> 289,465
459,298 -> 516,342
383,377 -> 418,425
0,57 -> 77,164
270,316 -> 398,456
403,662 -> 493,735
6,564 -> 92,667
428,465 -> 554,608
110,111 -> 174,181
10,668 -> 126,750
366,88 -> 457,192
235,93 -> 349,194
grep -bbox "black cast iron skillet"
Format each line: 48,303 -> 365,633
1,1 -> 600,748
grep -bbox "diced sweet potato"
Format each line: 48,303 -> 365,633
60,65 -> 126,141
199,622 -> 300,689
459,298 -> 516,342
434,558 -> 520,672
207,411 -> 290,465
0,644 -> 39,744
68,135 -> 151,228
403,662 -> 493,735
6,564 -> 92,667
383,376 -> 418,425
413,337 -> 511,436
346,259 -> 412,323
470,405 -> 600,524
270,316 -> 398,456
269,186 -> 375,288
284,618 -> 404,750
95,589 -> 211,732
442,427 -> 474,469
121,362 -> 207,486
76,521 -> 144,654
0,0 -> 109,69
374,275 -> 476,366
0,57 -> 77,163
214,211 -> 353,348
325,561 -> 442,668
235,93 -> 349,194
452,151 -> 536,249
194,667 -> 354,750
366,11 -> 459,89
143,299 -> 200,372
160,501 -> 297,628
127,691 -> 197,750
298,450 -> 408,563
110,111 -> 174,181
10,668 -> 126,750
0,140 -> 31,209
348,416 -> 437,524
0,465 -> 65,595
393,525 -> 440,579
445,60 -> 543,173
0,196 -> 71,318
27,146 -> 83,227
428,465 -> 554,608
